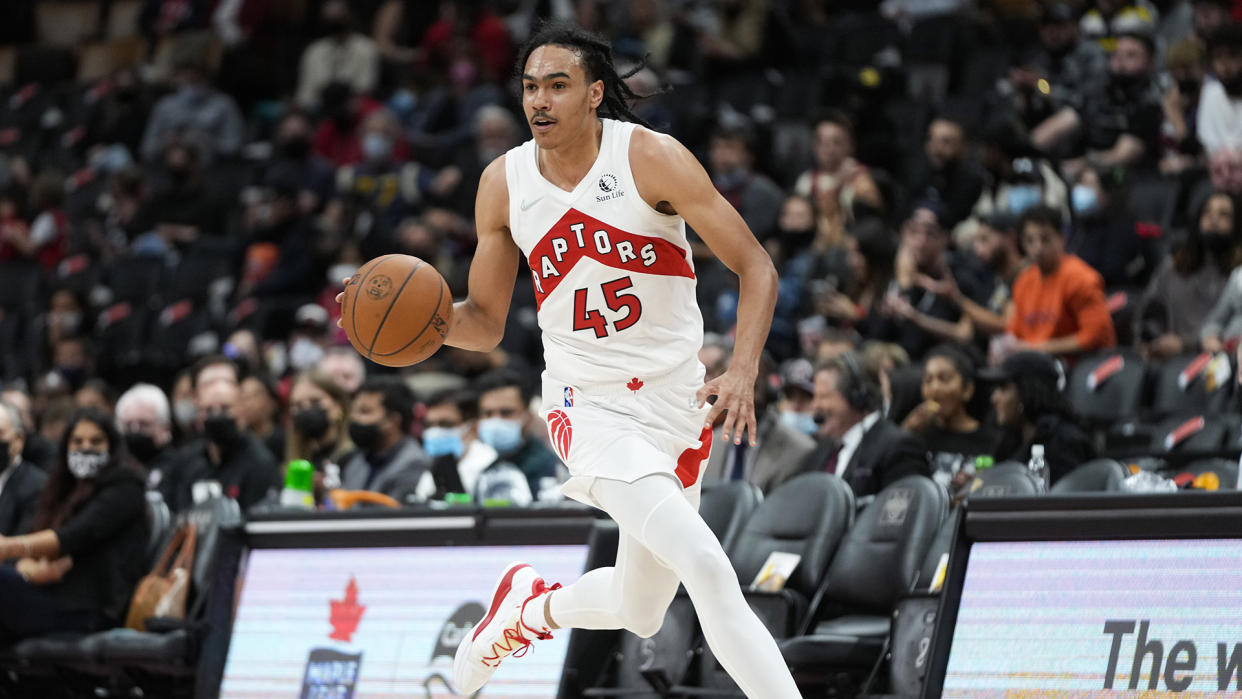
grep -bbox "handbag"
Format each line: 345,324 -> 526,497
124,521 -> 197,631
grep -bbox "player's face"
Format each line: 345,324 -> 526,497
521,45 -> 604,148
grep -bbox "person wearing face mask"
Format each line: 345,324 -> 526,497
295,0 -> 379,110
134,142 -> 225,247
0,400 -> 45,536
707,124 -> 784,241
115,383 -> 177,491
956,121 -> 1069,242
412,389 -> 499,503
0,408 -> 147,642
1065,166 -> 1157,288
1159,39 -> 1207,176
702,354 -> 817,495
286,371 -> 354,488
473,369 -> 560,503
244,170 -> 323,300
340,376 -> 428,501
263,110 -> 335,216
163,378 -> 279,514
1033,32 -> 1163,178
1197,24 -> 1242,157
140,57 -> 244,163
1141,192 -> 1238,358
169,370 -> 200,444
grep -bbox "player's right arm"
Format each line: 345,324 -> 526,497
444,156 -> 520,352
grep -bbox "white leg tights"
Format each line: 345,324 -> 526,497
545,475 -> 800,698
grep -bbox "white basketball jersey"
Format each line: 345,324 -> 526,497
504,119 -> 703,386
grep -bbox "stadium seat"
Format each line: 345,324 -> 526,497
1149,414 -> 1231,454
0,260 -> 45,319
699,480 -> 762,555
77,38 -> 145,82
779,476 -> 947,694
1149,352 -> 1235,419
1067,350 -> 1147,427
1050,459 -> 1129,494
687,473 -> 855,693
144,491 -> 173,567
1172,458 -> 1239,490
964,462 -> 1042,499
34,1 -> 99,48
104,0 -> 141,39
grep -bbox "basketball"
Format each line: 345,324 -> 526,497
340,254 -> 453,367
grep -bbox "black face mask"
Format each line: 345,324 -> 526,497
279,138 -> 312,160
777,227 -> 815,253
1203,233 -> 1233,256
348,421 -> 382,453
1221,75 -> 1242,98
323,18 -> 350,36
0,440 -> 9,468
293,407 -> 331,439
124,432 -> 161,463
203,415 -> 241,447
1110,71 -> 1147,93
1176,78 -> 1201,97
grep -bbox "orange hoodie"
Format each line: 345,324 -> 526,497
1007,253 -> 1116,350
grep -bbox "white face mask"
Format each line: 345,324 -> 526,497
173,400 -> 198,428
289,337 -> 325,371
67,450 -> 108,479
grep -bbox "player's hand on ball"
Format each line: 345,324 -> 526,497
697,369 -> 757,447
334,277 -> 351,328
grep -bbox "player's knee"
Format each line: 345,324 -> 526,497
678,542 -> 732,584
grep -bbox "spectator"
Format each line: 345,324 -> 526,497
1197,24 -> 1242,156
900,345 -> 997,493
1188,0 -> 1235,43
193,354 -> 241,393
982,351 -> 1094,485
919,213 -> 1025,341
1079,0 -> 1158,51
75,380 -> 115,417
1159,39 -> 1207,175
417,0 -> 514,83
84,67 -> 154,159
1033,32 -> 1163,177
1031,3 -> 1108,111
287,370 -> 353,477
793,112 -> 884,223
136,142 -> 225,245
371,0 -> 439,81
963,120 -> 1069,232
240,168 -> 322,300
1198,196 -> 1242,353
340,376 -> 428,500
412,389 -> 498,502
708,124 -> 785,241
140,0 -> 211,40
1066,166 -> 1158,288
0,388 -> 53,471
0,409 -> 147,642
799,354 -> 930,498
474,369 -> 560,503
317,348 -> 367,396
17,172 -> 70,272
115,383 -> 176,492
798,218 -> 896,344
703,354 -> 817,494
170,370 -> 198,442
237,374 -> 285,464
1144,192 -> 1238,357
262,110 -> 335,216
164,378 -> 279,513
775,358 -> 818,436
1002,206 -> 1116,357
861,340 -> 912,418
1209,147 -> 1242,197
49,337 -> 93,393
140,57 -> 245,164
904,116 -> 985,229
296,1 -> 380,110
0,400 -> 45,536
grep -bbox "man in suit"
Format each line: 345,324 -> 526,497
0,400 -> 46,536
703,355 -> 817,494
800,355 -> 930,498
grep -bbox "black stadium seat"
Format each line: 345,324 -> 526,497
1150,414 -> 1231,454
1067,350 -> 1146,427
1149,352 -> 1235,419
964,462 -> 1042,499
1050,459 -> 1129,494
1173,458 -> 1239,490
699,480 -> 763,555
780,475 -> 947,694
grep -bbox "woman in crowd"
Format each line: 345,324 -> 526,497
983,352 -> 1094,485
286,370 -> 353,487
900,345 -> 996,492
0,408 -> 147,642
1190,193 -> 1242,355
1141,190 -> 1238,358
793,112 -> 884,223
238,373 -> 286,463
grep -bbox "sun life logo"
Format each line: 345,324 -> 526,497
596,173 -> 623,202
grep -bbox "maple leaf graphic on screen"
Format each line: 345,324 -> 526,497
329,576 -> 366,642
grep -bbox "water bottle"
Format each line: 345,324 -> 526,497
1028,444 -> 1049,493
280,459 -> 315,509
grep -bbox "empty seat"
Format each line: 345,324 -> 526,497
1050,459 -> 1129,493
965,462 -> 1042,499
1149,352 -> 1234,419
780,476 -> 947,693
1067,350 -> 1146,426
1150,414 -> 1231,454
699,480 -> 762,555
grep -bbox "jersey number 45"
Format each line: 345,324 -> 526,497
573,276 -> 642,338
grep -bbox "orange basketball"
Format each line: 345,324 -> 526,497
340,254 -> 453,367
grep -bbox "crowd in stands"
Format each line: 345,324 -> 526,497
1,0 -> 1242,641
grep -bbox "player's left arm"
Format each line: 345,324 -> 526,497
630,128 -> 778,447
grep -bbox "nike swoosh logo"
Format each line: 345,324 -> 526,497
520,196 -> 543,211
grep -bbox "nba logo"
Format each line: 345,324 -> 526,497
563,387 -> 574,407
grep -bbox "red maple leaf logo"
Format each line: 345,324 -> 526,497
329,576 -> 366,642
626,377 -> 644,392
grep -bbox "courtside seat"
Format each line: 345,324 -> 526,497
1067,350 -> 1146,428
1150,414 -> 1231,454
780,476 -> 947,693
1050,459 -> 1129,494
1149,353 -> 1235,419
699,480 -> 762,555
964,462 -> 1042,499
1173,458 -> 1239,490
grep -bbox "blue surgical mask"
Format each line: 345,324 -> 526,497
423,426 -> 464,458
478,417 -> 523,453
779,410 -> 819,436
362,133 -> 393,163
1006,184 -> 1043,214
1071,184 -> 1099,215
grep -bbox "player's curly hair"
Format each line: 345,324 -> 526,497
515,20 -> 660,128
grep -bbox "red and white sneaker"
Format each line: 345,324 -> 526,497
453,561 -> 561,694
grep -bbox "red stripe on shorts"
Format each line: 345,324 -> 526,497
674,426 -> 713,488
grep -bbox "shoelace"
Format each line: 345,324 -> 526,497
480,580 -> 564,668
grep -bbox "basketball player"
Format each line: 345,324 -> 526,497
341,22 -> 799,697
